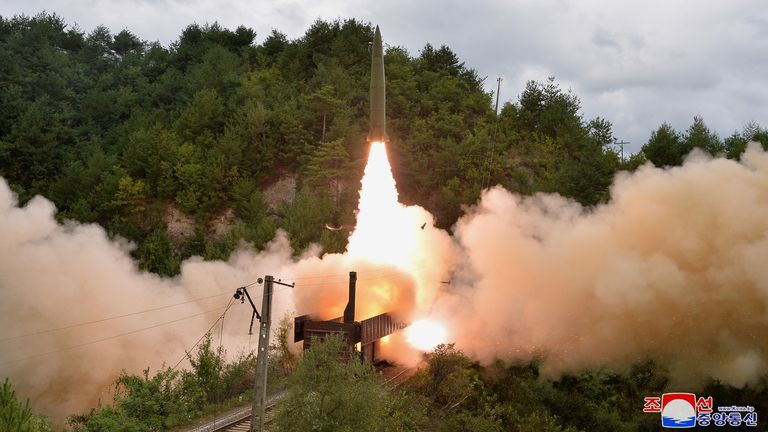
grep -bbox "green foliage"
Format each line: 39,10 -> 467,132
380,390 -> 430,432
304,138 -> 352,204
0,378 -> 52,432
135,225 -> 180,276
269,313 -> 298,375
280,188 -> 338,252
2,12 -> 765,272
69,333 -> 256,431
219,351 -> 257,399
683,115 -> 723,155
185,333 -> 225,404
274,334 -> 386,432
69,406 -> 146,432
641,122 -> 685,167
414,344 -> 483,410
393,356 -> 681,432
113,368 -> 188,429
70,367 -> 190,431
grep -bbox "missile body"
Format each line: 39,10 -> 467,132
367,26 -> 388,142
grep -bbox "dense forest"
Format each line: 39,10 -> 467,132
2,14 -> 767,276
3,12 -> 768,431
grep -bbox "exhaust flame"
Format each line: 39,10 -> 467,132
293,140 -> 451,356
347,142 -> 412,267
345,141 -> 449,352
406,319 -> 448,351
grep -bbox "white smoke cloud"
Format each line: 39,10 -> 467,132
0,180 -> 299,420
438,143 -> 768,387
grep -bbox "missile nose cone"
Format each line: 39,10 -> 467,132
367,25 -> 387,142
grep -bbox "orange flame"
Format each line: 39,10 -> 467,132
294,140 -> 452,358
345,141 -> 448,353
347,142 -> 411,267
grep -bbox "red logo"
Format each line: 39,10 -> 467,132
696,396 -> 713,413
643,396 -> 661,413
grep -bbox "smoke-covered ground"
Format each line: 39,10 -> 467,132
2,143 -> 768,420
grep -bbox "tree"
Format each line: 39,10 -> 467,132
518,77 -> 583,145
413,344 -> 482,410
0,378 -> 52,432
303,138 -> 352,204
280,188 -> 337,252
0,96 -> 74,194
683,115 -> 723,155
724,132 -> 749,160
269,313 -> 297,375
742,121 -> 768,151
306,85 -> 343,140
273,334 -> 385,432
641,122 -> 684,167
552,141 -> 618,205
186,333 -> 224,404
587,117 -> 616,148
112,368 -> 187,430
135,225 -> 179,276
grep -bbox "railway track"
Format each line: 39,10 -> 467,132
211,404 -> 276,432
188,365 -> 411,432
182,391 -> 285,432
380,364 -> 415,389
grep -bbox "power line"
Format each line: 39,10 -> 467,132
171,298 -> 236,371
0,306 -> 227,367
0,290 -> 234,343
0,280 -> 263,343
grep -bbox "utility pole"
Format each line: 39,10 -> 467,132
249,275 -> 293,432
615,139 -> 629,163
250,275 -> 272,432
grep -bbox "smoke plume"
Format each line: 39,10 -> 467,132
3,142 -> 768,422
0,181 -> 298,420
437,144 -> 768,387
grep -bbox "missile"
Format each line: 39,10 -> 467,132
367,25 -> 388,142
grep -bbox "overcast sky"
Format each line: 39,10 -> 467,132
2,0 -> 767,154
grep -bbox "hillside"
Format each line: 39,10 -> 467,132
0,13 -> 629,273
3,13 -> 768,431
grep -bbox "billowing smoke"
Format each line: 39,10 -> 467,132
0,180 -> 298,419
3,141 -> 768,421
436,143 -> 768,387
